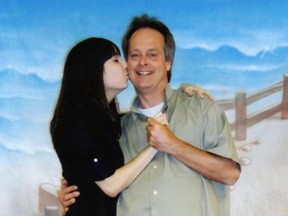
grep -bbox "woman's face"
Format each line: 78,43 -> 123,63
103,54 -> 128,101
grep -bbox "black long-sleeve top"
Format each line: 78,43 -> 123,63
53,105 -> 124,216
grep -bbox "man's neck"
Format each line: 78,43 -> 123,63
137,89 -> 165,109
138,101 -> 164,117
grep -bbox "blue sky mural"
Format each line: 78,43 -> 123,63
1,0 -> 288,104
2,0 -> 288,80
1,0 -> 288,215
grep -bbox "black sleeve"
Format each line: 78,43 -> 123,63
54,114 -> 118,186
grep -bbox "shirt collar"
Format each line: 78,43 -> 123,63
130,85 -> 175,120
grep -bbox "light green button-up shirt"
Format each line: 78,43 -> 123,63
117,85 -> 239,216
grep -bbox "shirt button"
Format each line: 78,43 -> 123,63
94,158 -> 98,162
153,190 -> 158,195
153,165 -> 157,169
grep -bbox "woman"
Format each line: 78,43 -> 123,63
50,37 -> 169,215
51,37 -> 211,215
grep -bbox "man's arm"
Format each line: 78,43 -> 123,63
57,178 -> 80,211
146,117 -> 241,185
181,84 -> 213,100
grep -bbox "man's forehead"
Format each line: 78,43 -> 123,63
129,47 -> 161,52
129,39 -> 164,52
128,28 -> 165,52
130,28 -> 164,42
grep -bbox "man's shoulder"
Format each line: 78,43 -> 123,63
172,88 -> 216,111
173,87 -> 210,102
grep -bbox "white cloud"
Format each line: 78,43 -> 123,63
209,63 -> 281,72
0,47 -> 63,81
175,28 -> 288,56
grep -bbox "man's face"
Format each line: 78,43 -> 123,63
127,28 -> 171,94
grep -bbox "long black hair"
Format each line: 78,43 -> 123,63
50,37 -> 121,139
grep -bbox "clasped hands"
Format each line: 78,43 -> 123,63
146,112 -> 178,154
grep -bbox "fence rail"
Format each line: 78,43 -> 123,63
117,73 -> 288,141
217,73 -> 288,141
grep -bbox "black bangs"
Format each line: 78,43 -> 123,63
95,38 -> 121,64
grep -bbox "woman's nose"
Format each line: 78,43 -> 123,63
121,59 -> 127,68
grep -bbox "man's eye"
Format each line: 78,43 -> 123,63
130,53 -> 140,58
147,53 -> 157,58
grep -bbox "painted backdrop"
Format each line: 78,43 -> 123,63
1,0 -> 288,215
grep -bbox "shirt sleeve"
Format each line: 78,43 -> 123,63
202,101 -> 240,163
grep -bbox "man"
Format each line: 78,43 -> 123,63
59,14 -> 241,216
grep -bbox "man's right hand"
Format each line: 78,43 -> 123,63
58,178 -> 80,211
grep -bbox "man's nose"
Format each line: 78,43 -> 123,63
139,55 -> 147,65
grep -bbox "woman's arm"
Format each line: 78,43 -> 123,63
58,112 -> 167,204
57,147 -> 157,211
57,147 -> 157,210
95,146 -> 157,197
95,112 -> 168,197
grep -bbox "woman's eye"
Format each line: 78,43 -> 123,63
112,56 -> 119,62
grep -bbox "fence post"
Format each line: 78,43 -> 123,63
235,91 -> 247,141
44,206 -> 59,216
281,73 -> 288,119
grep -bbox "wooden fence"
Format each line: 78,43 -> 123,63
39,183 -> 62,216
217,73 -> 288,141
117,73 -> 288,141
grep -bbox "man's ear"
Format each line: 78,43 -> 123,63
165,60 -> 172,72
